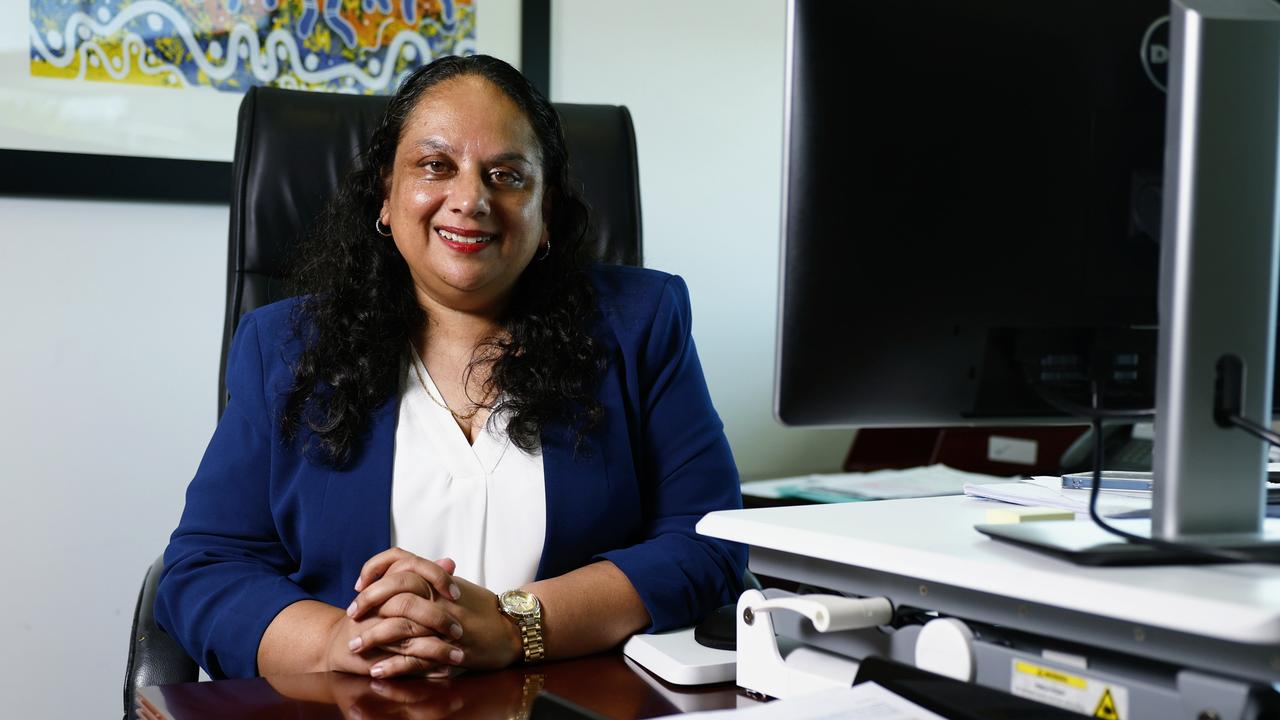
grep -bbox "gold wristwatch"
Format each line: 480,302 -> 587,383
498,589 -> 545,663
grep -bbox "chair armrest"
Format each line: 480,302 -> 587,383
124,554 -> 198,720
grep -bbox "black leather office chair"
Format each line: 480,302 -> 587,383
124,85 -> 643,719
219,88 -> 644,415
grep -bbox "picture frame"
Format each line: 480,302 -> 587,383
0,0 -> 550,203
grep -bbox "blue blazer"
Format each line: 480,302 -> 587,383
155,265 -> 747,679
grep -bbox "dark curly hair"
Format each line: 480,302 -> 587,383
282,55 -> 604,466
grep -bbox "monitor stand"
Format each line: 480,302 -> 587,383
974,519 -> 1280,566
985,1 -> 1280,570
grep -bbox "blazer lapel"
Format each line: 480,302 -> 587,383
536,312 -> 623,580
537,419 -> 609,580
317,395 -> 398,589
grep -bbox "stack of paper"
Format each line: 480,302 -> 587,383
742,464 -> 1018,503
963,476 -> 1151,518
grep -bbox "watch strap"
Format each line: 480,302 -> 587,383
517,616 -> 545,662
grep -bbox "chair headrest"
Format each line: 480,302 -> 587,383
220,86 -> 643,413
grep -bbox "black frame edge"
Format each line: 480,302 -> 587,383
0,148 -> 232,204
521,0 -> 552,97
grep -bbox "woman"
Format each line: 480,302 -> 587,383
155,55 -> 745,680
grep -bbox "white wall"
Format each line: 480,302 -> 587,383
551,0 -> 851,479
0,196 -> 226,717
0,2 -> 849,715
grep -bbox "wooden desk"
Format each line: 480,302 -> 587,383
137,653 -> 748,719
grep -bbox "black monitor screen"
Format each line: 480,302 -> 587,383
777,0 -> 1170,426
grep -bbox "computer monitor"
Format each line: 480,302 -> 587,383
777,0 -> 1169,428
776,0 -> 1280,557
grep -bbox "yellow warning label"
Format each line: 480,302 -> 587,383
1093,688 -> 1120,719
1013,660 -> 1087,688
1010,659 -> 1128,719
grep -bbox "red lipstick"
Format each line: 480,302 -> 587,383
436,227 -> 495,254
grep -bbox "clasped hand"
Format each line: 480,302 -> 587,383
324,548 -> 521,678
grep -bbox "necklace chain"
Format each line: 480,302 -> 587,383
410,351 -> 484,422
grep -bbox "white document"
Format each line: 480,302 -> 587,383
742,464 -> 1017,502
655,684 -> 947,720
963,476 -> 1151,518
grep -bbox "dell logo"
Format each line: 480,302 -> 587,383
1141,15 -> 1169,92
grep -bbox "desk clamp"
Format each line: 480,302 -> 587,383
735,589 -> 893,700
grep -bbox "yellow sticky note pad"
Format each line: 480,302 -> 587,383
984,506 -> 1076,524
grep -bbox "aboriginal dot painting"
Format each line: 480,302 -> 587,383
28,0 -> 476,93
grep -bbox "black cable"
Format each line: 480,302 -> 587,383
1226,412 -> 1280,447
1079,386 -> 1262,563
1215,355 -> 1280,447
1026,361 -> 1268,561
1031,381 -> 1154,421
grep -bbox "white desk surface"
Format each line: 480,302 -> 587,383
697,496 -> 1280,645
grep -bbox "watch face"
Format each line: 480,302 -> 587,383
501,590 -> 539,616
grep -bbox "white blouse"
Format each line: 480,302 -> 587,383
390,353 -> 546,592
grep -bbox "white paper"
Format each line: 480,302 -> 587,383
963,477 -> 1152,518
655,684 -> 947,720
742,464 -> 1016,501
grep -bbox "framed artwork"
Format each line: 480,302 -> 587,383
0,0 -> 550,202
